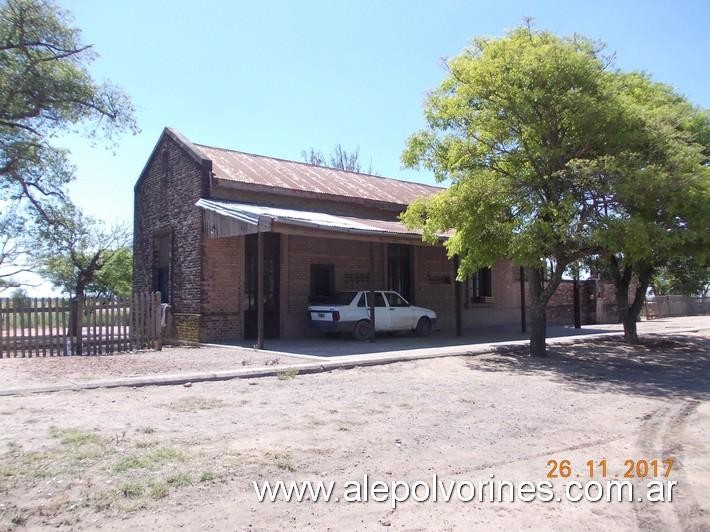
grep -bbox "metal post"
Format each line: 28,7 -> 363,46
573,277 -> 581,329
520,266 -> 526,333
369,290 -> 376,342
454,256 -> 463,337
256,230 -> 265,350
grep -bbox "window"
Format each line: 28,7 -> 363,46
154,234 -> 171,303
467,267 -> 492,304
318,292 -> 357,305
385,292 -> 409,307
361,292 -> 387,307
162,148 -> 169,175
310,264 -> 335,303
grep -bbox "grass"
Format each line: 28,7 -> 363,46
199,471 -> 216,482
135,439 -> 158,449
277,369 -> 299,381
147,480 -> 168,499
0,425 -> 213,524
167,472 -> 192,488
50,428 -> 102,446
112,446 -> 183,473
119,481 -> 144,498
167,397 -> 225,412
264,450 -> 296,472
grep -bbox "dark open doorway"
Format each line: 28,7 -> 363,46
388,244 -> 413,303
244,232 -> 280,339
310,264 -> 335,304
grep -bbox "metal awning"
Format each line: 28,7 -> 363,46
196,198 -> 436,240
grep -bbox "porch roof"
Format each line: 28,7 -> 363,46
196,198 -> 443,242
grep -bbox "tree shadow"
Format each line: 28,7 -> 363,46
468,334 -> 710,400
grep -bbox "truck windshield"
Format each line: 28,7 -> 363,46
319,292 -> 357,305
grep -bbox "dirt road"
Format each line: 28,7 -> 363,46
0,331 -> 708,530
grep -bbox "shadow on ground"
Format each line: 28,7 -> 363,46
469,334 -> 710,400
222,324 -> 612,357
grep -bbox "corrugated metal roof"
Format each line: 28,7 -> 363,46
194,144 -> 442,205
196,198 -> 440,239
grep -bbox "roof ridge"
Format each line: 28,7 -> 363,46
193,142 -> 443,191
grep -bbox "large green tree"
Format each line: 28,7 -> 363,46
594,75 -> 710,342
401,26 -> 640,356
33,203 -> 130,301
41,244 -> 132,298
0,0 -> 136,235
651,258 -> 710,297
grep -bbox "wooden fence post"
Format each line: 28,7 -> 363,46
74,297 -> 83,356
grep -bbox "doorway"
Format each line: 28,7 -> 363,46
244,232 -> 280,339
387,244 -> 413,303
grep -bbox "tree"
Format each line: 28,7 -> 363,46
401,26 -> 638,356
593,75 -> 710,342
41,245 -> 132,298
652,259 -> 710,297
301,144 -> 378,174
0,206 -> 35,292
0,0 -> 137,287
33,203 -> 130,303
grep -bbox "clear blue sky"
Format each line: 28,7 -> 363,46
60,0 -> 709,227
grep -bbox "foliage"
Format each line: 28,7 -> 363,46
0,0 -> 136,292
0,207 -> 34,291
652,259 -> 710,297
301,144 -> 377,174
33,203 -> 130,299
400,25 -> 641,355
591,74 -> 710,340
9,285 -> 27,302
0,0 -> 137,217
41,245 -> 132,297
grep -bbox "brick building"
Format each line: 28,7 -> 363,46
133,128 -> 600,343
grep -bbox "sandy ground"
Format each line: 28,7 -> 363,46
0,330 -> 709,531
2,316 -> 707,387
0,345 -> 306,385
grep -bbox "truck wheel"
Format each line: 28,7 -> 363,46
353,320 -> 372,341
415,317 -> 432,337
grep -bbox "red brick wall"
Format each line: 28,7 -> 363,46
281,235 -> 382,337
200,236 -> 245,342
133,131 -> 210,342
412,245 -> 457,329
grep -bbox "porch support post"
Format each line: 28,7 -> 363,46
520,266 -> 526,333
256,230 -> 265,349
453,256 -> 463,337
573,276 -> 581,329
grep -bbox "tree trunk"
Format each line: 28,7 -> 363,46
622,313 -> 639,344
69,281 -> 86,355
526,266 -> 562,358
529,301 -> 548,357
608,257 -> 651,345
624,271 -> 651,345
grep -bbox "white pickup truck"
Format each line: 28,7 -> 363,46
308,290 -> 437,341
